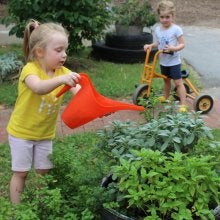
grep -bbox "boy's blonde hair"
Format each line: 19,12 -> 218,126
23,19 -> 69,62
157,0 -> 175,15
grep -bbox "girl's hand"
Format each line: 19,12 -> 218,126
164,45 -> 176,53
60,72 -> 81,87
143,44 -> 152,51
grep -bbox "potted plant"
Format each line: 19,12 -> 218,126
101,149 -> 220,220
91,0 -> 157,63
112,0 -> 156,35
98,109 -> 220,219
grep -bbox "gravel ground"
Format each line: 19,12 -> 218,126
149,0 -> 220,28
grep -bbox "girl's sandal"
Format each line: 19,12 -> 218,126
178,105 -> 189,112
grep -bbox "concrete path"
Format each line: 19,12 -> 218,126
182,25 -> 220,99
0,24 -> 22,45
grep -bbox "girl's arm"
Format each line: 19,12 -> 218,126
24,72 -> 80,95
164,35 -> 185,52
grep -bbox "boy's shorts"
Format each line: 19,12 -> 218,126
8,135 -> 53,172
160,64 -> 181,80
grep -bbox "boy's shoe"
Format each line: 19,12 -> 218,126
157,96 -> 168,103
157,96 -> 166,102
178,105 -> 189,112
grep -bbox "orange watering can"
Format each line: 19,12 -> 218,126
56,73 -> 144,129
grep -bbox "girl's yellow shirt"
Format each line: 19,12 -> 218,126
7,62 -> 71,140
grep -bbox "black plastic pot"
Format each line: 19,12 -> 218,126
100,175 -> 220,220
91,41 -> 157,64
105,32 -> 153,50
101,208 -> 134,220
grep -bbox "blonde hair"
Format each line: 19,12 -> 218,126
23,19 -> 69,62
157,0 -> 175,16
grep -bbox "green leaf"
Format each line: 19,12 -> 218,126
187,133 -> 195,144
173,137 -> 181,143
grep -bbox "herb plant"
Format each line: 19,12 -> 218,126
97,111 -> 213,163
98,107 -> 220,219
108,149 -> 220,219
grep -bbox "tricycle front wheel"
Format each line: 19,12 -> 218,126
132,84 -> 149,105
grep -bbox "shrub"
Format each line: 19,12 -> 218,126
0,133 -> 112,219
112,0 -> 156,27
97,111 -> 213,163
1,0 -> 112,54
0,52 -> 23,82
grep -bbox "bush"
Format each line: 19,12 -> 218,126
97,111 -> 214,163
112,0 -> 156,27
0,133 -> 113,219
0,52 -> 23,82
1,0 -> 112,54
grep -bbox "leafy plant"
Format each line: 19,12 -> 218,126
1,0 -> 112,54
0,52 -> 23,82
112,0 -> 156,27
97,111 -> 213,163
137,89 -> 173,121
0,133 -> 113,219
107,149 -> 220,219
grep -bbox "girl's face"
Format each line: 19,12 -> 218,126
159,11 -> 173,28
41,32 -> 68,71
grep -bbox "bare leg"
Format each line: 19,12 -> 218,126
163,78 -> 171,99
10,171 -> 28,204
174,79 -> 186,105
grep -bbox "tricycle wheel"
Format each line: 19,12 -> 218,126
194,94 -> 214,114
132,84 -> 149,105
173,83 -> 191,101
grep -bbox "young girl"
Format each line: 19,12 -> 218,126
144,0 -> 187,112
7,19 -> 81,204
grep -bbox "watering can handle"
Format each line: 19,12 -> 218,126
162,49 -> 174,55
56,73 -> 87,98
56,85 -> 71,98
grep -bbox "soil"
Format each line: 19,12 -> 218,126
149,0 -> 220,28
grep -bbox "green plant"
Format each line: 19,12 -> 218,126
137,89 -> 169,121
107,149 -> 220,219
97,111 -> 213,163
1,0 -> 112,54
112,0 -> 156,27
0,133 -> 113,219
0,52 -> 23,82
0,44 -> 22,56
